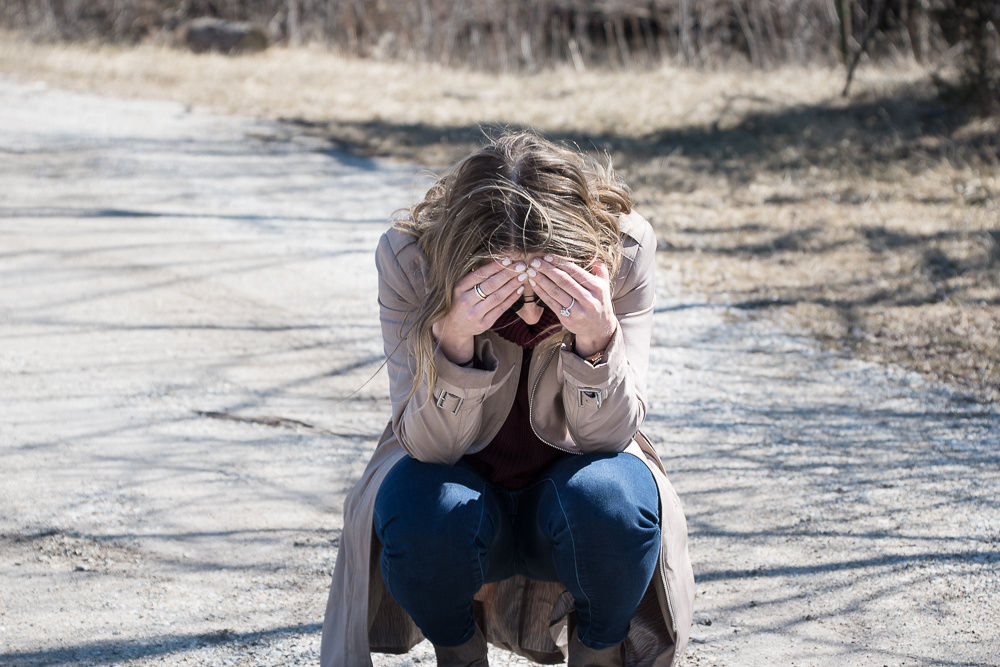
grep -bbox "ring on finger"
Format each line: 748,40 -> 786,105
474,283 -> 488,300
560,296 -> 576,317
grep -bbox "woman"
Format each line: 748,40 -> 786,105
320,132 -> 694,667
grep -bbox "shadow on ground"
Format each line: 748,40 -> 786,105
291,82 -> 1000,176
0,624 -> 321,666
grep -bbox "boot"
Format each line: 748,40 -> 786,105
433,626 -> 489,667
568,631 -> 624,667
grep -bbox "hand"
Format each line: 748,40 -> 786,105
431,259 -> 527,364
528,256 -> 618,358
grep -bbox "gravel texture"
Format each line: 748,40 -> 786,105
0,79 -> 997,667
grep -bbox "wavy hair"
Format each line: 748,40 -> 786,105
393,131 -> 633,401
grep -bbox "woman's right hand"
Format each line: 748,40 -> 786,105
431,259 -> 526,364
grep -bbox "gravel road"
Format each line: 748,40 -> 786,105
1,79 -> 997,667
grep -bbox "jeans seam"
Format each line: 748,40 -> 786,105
543,478 -> 595,644
472,478 -> 488,593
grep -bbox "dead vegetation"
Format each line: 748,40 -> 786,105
0,1 -> 957,70
1,35 -> 997,401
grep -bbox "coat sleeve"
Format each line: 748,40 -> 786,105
376,232 -> 502,465
557,215 -> 655,452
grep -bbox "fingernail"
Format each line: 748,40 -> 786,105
516,285 -> 524,294
515,263 -> 526,272
530,258 -> 541,268
529,279 -> 536,287
527,268 -> 537,277
501,258 -> 512,266
518,273 -> 527,282
544,255 -> 554,262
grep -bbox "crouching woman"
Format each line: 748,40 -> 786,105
320,132 -> 694,667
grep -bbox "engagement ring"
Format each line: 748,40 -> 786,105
560,297 -> 575,317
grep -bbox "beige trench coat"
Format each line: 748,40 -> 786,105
320,212 -> 695,666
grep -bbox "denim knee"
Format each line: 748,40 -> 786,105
539,452 -> 660,541
533,452 -> 661,648
372,457 -> 504,646
373,457 -> 492,560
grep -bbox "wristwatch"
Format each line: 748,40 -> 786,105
583,349 -> 606,367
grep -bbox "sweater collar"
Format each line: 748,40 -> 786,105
491,307 -> 561,349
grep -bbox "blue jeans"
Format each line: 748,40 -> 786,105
372,451 -> 660,650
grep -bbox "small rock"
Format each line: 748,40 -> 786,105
180,17 -> 269,54
75,563 -> 91,572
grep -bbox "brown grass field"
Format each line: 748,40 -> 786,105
2,33 -> 997,401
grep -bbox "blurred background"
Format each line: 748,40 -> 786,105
2,1 -> 998,79
1,0 -> 998,401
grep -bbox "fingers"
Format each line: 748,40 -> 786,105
540,257 -> 603,293
479,262 -> 529,299
473,274 -> 521,317
529,270 -> 579,313
483,283 -> 525,323
528,257 -> 603,308
455,258 -> 511,292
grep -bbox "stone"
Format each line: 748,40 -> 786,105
180,17 -> 268,54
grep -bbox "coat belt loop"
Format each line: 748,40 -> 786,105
435,391 -> 464,415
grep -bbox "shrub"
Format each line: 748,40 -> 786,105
932,0 -> 1000,114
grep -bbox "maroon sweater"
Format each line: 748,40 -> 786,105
464,308 -> 566,489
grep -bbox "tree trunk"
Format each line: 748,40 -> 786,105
836,0 -> 852,63
287,0 -> 301,46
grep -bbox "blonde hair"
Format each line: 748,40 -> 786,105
393,131 -> 632,401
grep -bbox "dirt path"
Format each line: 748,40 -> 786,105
1,80 -> 997,667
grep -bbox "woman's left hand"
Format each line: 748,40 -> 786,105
528,256 -> 618,358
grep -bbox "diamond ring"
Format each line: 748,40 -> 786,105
560,296 -> 576,317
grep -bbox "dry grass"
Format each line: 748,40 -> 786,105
2,33 -> 997,401
0,0 -> 868,68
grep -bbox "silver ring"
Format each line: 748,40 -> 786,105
474,283 -> 488,300
560,296 -> 576,317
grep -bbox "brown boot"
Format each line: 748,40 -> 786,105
568,631 -> 624,667
433,626 -> 489,667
